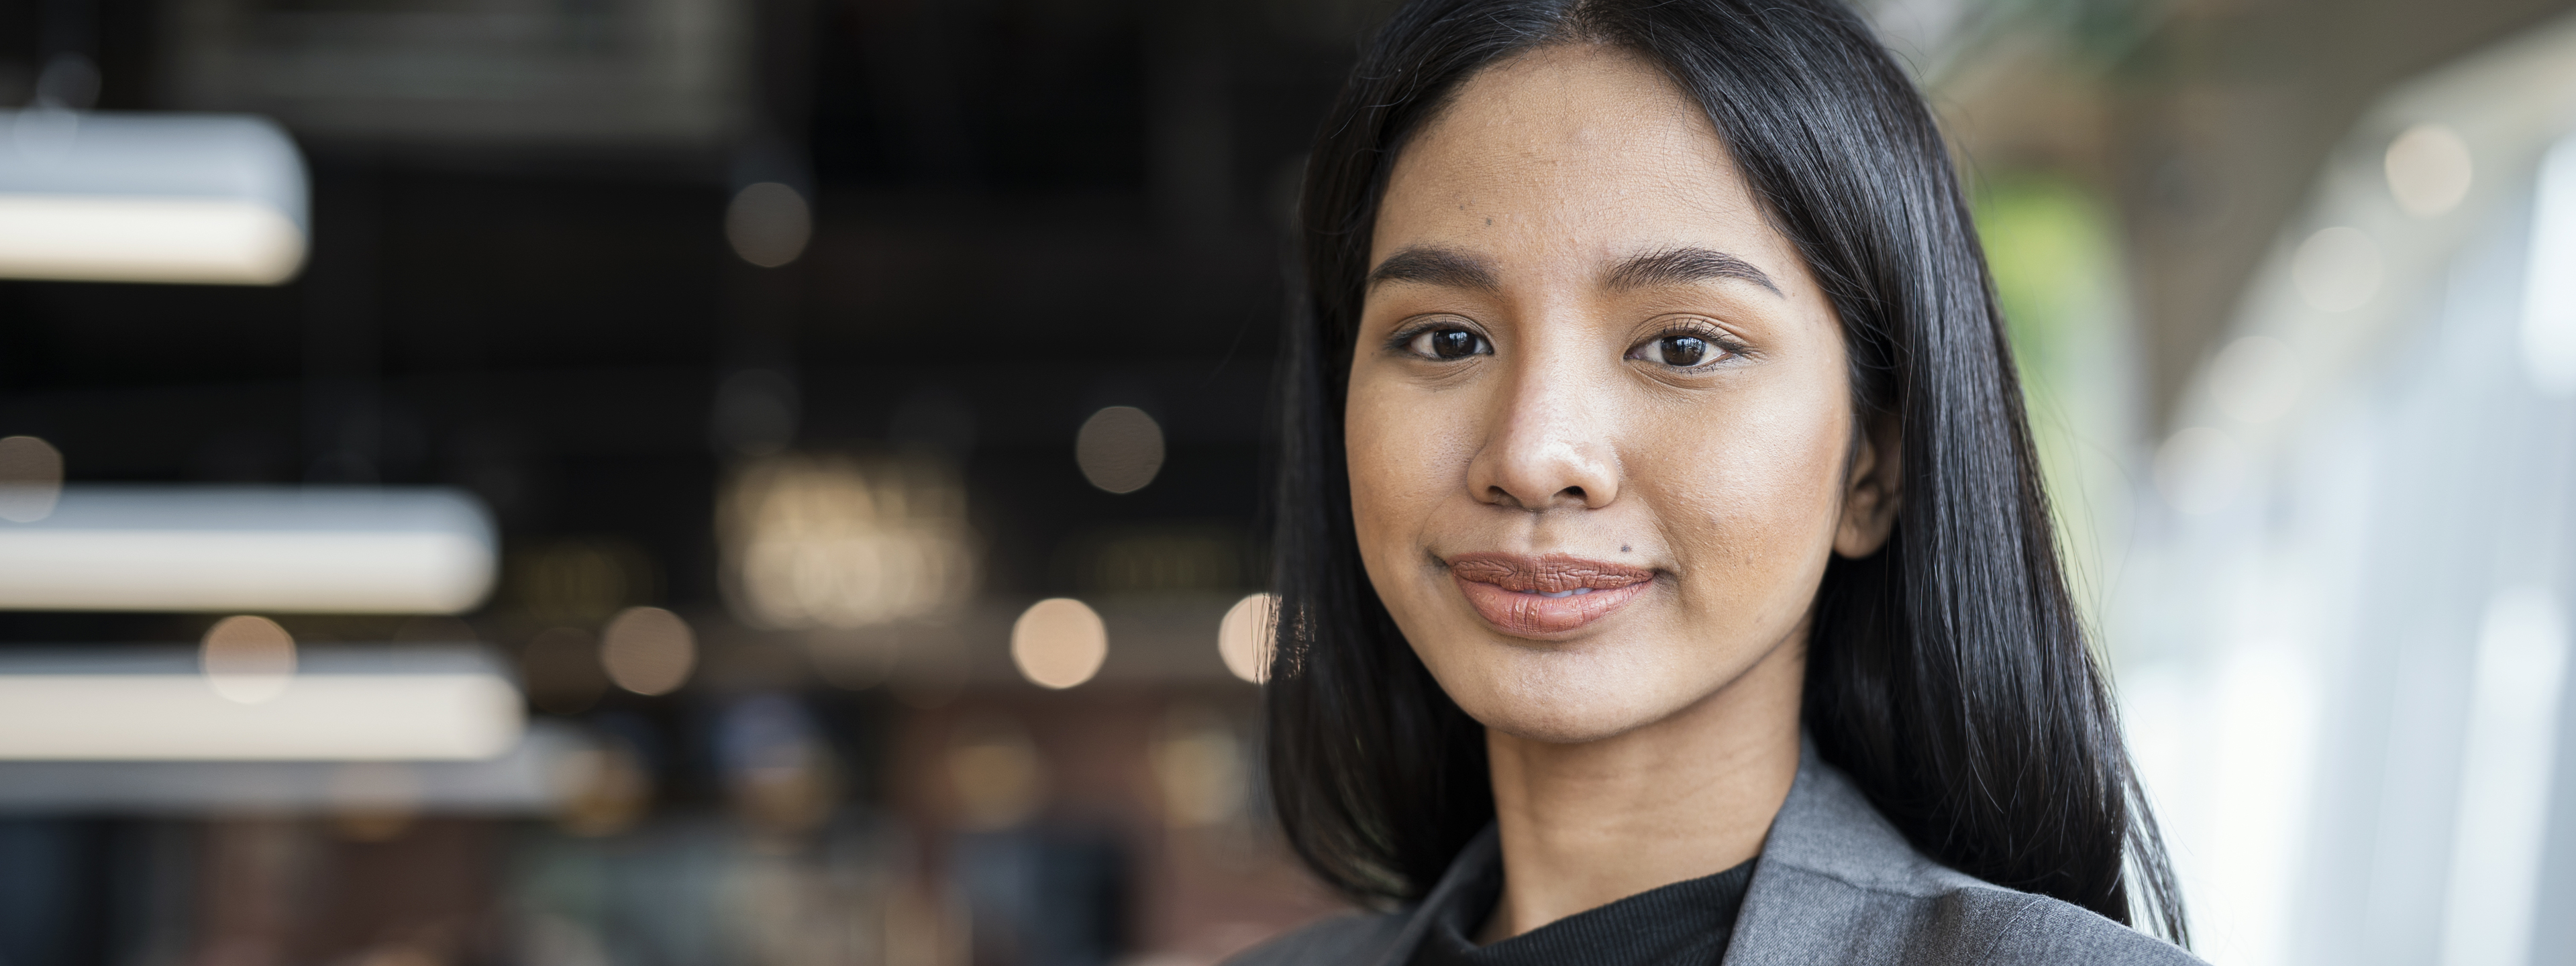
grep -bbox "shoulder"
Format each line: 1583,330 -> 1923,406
1219,912 -> 1408,966
1977,893 -> 2202,965
1731,746 -> 2204,965
1738,858 -> 2198,965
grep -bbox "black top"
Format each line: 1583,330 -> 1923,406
1408,846 -> 1757,966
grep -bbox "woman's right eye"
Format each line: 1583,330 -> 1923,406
1404,327 -> 1490,361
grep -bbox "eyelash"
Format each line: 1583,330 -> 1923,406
1383,317 -> 1751,368
1629,320 -> 1750,370
1386,319 -> 1492,361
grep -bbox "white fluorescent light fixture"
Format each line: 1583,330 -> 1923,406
0,486 -> 497,614
0,109 -> 309,285
0,646 -> 523,761
0,721 -> 580,813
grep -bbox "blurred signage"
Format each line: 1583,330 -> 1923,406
718,453 -> 978,630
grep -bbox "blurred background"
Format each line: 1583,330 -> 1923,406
0,0 -> 2571,963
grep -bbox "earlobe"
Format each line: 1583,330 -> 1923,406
1834,415 -> 1902,559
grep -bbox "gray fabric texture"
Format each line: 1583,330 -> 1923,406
1223,741 -> 2203,966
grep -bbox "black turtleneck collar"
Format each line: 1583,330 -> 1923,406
1408,828 -> 1757,966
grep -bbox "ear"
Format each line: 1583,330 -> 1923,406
1835,411 -> 1902,559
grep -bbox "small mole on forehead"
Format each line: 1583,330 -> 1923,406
1486,217 -> 1493,225
1620,545 -> 1631,553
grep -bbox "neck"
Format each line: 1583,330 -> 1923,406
1478,633 -> 1805,943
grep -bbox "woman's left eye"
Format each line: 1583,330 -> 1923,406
1404,327 -> 1491,360
1629,333 -> 1727,368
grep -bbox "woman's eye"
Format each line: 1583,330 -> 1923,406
1406,327 -> 1489,361
1631,333 -> 1721,368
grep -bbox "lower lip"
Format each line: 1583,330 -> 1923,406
1452,576 -> 1651,637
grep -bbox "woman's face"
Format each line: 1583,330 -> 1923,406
1346,44 -> 1898,745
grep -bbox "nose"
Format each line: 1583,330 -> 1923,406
1463,353 -> 1622,512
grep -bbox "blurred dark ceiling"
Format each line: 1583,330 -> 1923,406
0,0 -> 1384,639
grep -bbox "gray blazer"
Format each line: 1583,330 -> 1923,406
1225,743 -> 2202,965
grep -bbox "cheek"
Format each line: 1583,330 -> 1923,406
1645,386 -> 1850,608
1343,384 -> 1409,535
1343,380 -> 1460,564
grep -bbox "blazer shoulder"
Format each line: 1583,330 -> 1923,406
1981,894 -> 2204,966
1737,745 -> 2202,966
1220,912 -> 1407,966
1737,864 -> 2200,966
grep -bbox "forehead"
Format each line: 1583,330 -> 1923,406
1374,44 -> 1776,270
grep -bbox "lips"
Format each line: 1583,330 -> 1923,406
1446,552 -> 1655,637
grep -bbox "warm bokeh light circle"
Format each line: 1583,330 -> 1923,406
1217,592 -> 1278,684
0,435 -> 63,523
1075,407 -> 1165,494
201,614 -> 296,705
600,606 -> 697,696
1011,597 -> 1107,689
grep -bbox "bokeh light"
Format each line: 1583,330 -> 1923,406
600,606 -> 695,696
1011,598 -> 1108,690
1217,592 -> 1277,684
1075,406 -> 1165,494
201,614 -> 295,705
0,435 -> 63,523
2385,123 -> 2475,218
725,181 -> 812,268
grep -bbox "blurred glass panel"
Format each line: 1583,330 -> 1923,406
2117,14 -> 2576,964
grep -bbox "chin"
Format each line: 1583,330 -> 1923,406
1429,633 -> 1709,745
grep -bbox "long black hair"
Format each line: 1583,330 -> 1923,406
1262,0 -> 2186,942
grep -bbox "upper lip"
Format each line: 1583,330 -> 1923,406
1443,552 -> 1655,595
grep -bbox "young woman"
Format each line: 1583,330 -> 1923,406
1233,1 -> 2198,963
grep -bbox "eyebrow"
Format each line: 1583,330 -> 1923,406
1365,246 -> 1501,294
1366,244 -> 1782,297
1603,246 -> 1782,296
